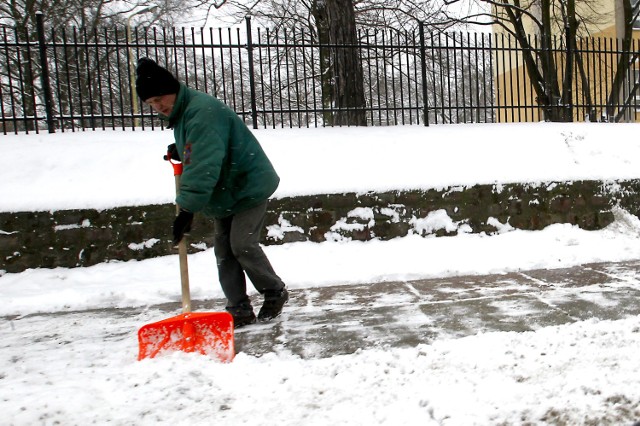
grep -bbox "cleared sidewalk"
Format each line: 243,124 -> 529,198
233,260 -> 640,358
4,260 -> 639,361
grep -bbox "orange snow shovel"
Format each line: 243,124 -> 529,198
137,158 -> 235,362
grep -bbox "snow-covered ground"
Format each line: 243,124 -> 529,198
2,122 -> 640,425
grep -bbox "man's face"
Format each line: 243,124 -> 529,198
145,93 -> 177,117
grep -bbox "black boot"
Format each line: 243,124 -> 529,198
226,301 -> 256,328
258,288 -> 289,321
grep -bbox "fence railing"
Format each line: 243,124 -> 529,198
1,14 -> 639,134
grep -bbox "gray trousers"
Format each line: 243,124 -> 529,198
213,201 -> 285,307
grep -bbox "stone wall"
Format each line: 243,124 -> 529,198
2,179 -> 639,273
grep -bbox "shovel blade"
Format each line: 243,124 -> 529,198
138,312 -> 235,362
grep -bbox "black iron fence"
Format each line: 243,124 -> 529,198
1,14 -> 640,134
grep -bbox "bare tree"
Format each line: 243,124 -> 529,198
606,0 -> 640,121
0,0 -> 202,29
196,0 -> 449,126
0,0 -> 196,131
318,0 -> 368,125
208,0 -> 368,125
443,0 -> 640,122
201,0 -> 447,29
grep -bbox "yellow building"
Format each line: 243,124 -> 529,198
492,0 -> 640,122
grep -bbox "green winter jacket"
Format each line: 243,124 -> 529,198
166,84 -> 280,218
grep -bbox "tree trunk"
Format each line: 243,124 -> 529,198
561,0 -> 577,122
322,0 -> 367,126
19,26 -> 37,132
607,0 -> 635,122
311,1 -> 335,126
503,0 -> 560,121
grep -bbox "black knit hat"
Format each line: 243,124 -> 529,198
135,58 -> 180,101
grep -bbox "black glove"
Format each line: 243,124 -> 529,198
172,209 -> 194,245
163,143 -> 181,162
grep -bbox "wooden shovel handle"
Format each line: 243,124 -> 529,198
175,174 -> 191,313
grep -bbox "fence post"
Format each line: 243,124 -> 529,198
245,16 -> 259,129
35,12 -> 56,133
418,21 -> 429,126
